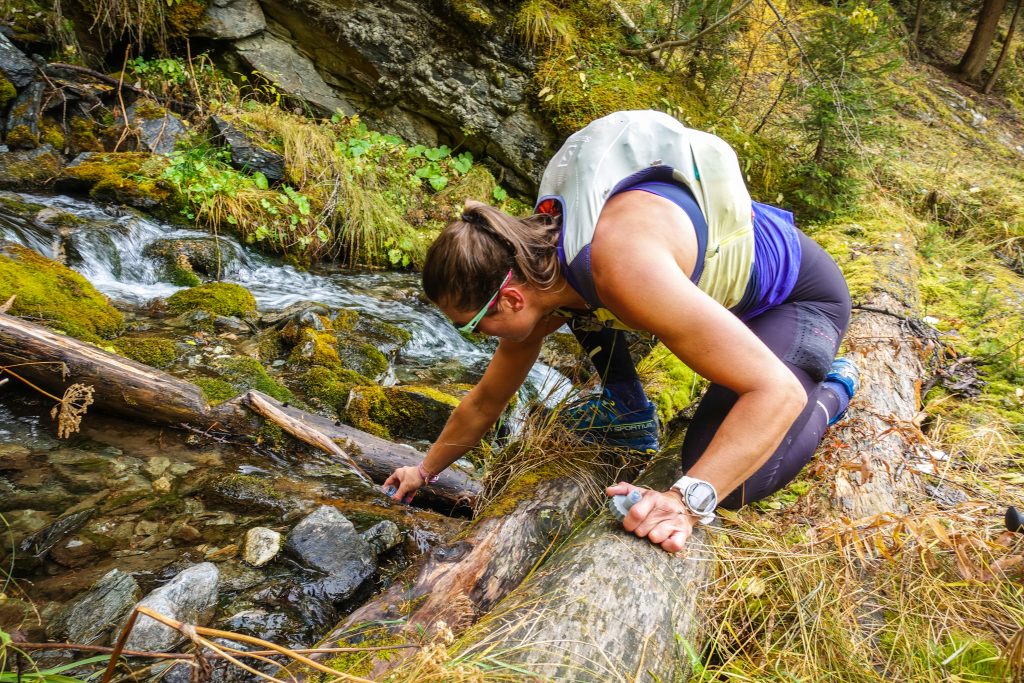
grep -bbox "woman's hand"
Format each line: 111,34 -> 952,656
383,466 -> 426,504
606,482 -> 696,553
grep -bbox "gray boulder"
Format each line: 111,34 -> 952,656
0,33 -> 35,88
48,569 -> 141,645
249,0 -> 555,192
210,115 -> 285,181
195,0 -> 266,40
285,505 -> 375,600
232,32 -> 354,117
125,101 -> 187,155
124,562 -> 220,652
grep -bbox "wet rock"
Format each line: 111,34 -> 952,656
18,508 -> 94,560
50,534 -> 101,568
5,81 -> 43,149
242,527 -> 281,567
0,144 -> 63,188
214,315 -> 252,334
0,478 -> 74,513
231,32 -> 355,117
195,0 -> 266,40
258,301 -> 329,328
145,456 -> 171,479
123,100 -> 187,155
143,237 -> 235,280
48,569 -> 140,645
285,506 -> 375,601
217,562 -> 265,593
360,520 -> 401,557
210,116 -> 285,182
0,32 -> 36,87
124,562 -> 220,652
220,607 -> 302,644
170,521 -> 202,543
203,473 -> 292,515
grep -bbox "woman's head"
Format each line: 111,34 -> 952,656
422,200 -> 561,314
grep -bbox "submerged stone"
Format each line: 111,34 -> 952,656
124,562 -> 219,652
48,569 -> 140,645
360,520 -> 401,557
285,505 -> 375,601
242,526 -> 281,567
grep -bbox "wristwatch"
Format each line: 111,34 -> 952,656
670,476 -> 718,525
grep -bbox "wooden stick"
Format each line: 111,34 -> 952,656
244,390 -> 373,485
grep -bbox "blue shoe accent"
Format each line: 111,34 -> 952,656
561,389 -> 660,453
824,356 -> 859,425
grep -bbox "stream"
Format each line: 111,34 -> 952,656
0,191 -> 573,661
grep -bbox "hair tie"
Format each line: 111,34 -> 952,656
462,210 -> 516,255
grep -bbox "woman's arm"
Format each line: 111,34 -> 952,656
592,196 -> 806,549
385,315 -> 565,501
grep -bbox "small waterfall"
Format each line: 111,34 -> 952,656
0,191 -> 572,411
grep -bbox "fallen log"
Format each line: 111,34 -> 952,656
310,446 -> 632,678
0,312 -> 478,512
439,450 -> 708,682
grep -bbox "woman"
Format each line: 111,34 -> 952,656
384,110 -> 857,553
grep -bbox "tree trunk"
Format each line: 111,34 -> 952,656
0,312 -> 479,512
912,0 -> 924,50
311,455 -> 629,678
984,0 -> 1022,94
958,0 -> 1009,82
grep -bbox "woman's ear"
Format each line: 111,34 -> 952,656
500,286 -> 527,312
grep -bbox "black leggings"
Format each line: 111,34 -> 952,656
574,230 -> 851,508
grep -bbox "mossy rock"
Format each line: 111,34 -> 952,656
67,117 -> 105,156
379,385 -> 462,441
638,342 -> 705,426
0,146 -> 64,189
300,366 -> 367,415
143,238 -> 232,280
337,340 -> 389,380
195,376 -> 237,405
0,242 -> 123,341
58,152 -> 175,211
6,124 -> 39,150
167,282 -> 257,318
342,385 -> 392,439
202,473 -> 290,515
208,356 -> 292,403
288,328 -> 343,370
114,336 -> 177,369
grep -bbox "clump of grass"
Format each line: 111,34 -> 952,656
513,0 -> 577,51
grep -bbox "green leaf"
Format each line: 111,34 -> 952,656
424,145 -> 451,161
253,172 -> 269,190
492,186 -> 508,202
452,151 -> 473,174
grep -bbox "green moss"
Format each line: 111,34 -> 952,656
6,124 -> 39,150
40,122 -> 65,150
166,282 -> 257,318
0,243 -> 123,341
288,329 -> 343,370
215,356 -> 292,402
339,341 -> 388,378
0,76 -> 16,109
63,152 -> 175,208
374,385 -> 461,440
257,420 -> 286,448
343,384 -> 392,439
132,99 -> 166,121
638,344 -> 705,425
114,337 -> 177,368
324,628 -> 405,678
167,0 -> 207,36
68,117 -> 104,154
301,366 -> 365,413
257,329 -> 284,361
195,377 -> 237,404
450,0 -> 495,30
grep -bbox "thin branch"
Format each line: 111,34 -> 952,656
620,0 -> 754,55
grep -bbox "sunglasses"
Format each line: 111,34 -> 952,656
456,269 -> 514,336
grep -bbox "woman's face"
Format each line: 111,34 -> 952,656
442,286 -> 547,343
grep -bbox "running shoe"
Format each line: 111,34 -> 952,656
824,356 -> 859,425
561,388 -> 660,453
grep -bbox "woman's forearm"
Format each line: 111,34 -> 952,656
685,378 -> 807,500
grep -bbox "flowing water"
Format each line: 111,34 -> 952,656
0,191 -> 574,651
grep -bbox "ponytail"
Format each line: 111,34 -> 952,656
422,202 -> 561,311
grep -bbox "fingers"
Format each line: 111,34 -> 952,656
660,528 -> 690,553
605,481 -> 635,497
621,490 -> 695,553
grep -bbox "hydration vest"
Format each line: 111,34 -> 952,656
536,110 -> 756,327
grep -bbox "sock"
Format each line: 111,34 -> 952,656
821,380 -> 851,424
604,379 -> 650,413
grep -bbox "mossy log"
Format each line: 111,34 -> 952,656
828,222 -> 927,519
310,457 -> 626,678
0,313 -> 478,512
438,452 -> 707,682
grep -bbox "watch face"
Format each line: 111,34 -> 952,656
685,481 -> 717,515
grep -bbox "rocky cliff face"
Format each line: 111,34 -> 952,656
205,0 -> 558,193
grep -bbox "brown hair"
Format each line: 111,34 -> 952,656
422,201 -> 562,311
